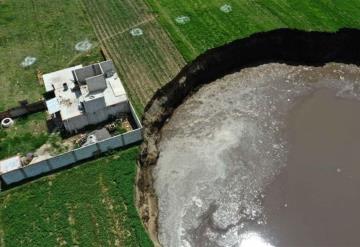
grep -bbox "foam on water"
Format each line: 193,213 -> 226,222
154,63 -> 360,247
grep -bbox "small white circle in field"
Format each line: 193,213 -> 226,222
20,56 -> 37,68
175,16 -> 190,25
220,4 -> 232,13
75,40 -> 92,52
130,28 -> 144,37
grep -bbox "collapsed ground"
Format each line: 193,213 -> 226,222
1,0 -> 360,246
153,63 -> 360,246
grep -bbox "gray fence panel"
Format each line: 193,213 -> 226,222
48,152 -> 76,169
123,129 -> 142,145
1,126 -> 142,186
2,169 -> 26,184
73,144 -> 98,161
98,135 -> 123,153
130,102 -> 142,128
23,160 -> 50,177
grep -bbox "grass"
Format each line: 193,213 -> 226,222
0,0 -> 103,111
2,1 -> 360,246
0,147 -> 152,247
0,2 -> 152,246
81,0 -> 185,113
147,0 -> 360,61
0,0 -> 104,159
0,112 -> 49,160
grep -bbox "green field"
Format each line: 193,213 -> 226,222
1,1 -> 360,247
80,0 -> 185,113
0,1 -> 152,246
0,0 -> 104,159
0,0 -> 102,110
147,0 -> 360,61
0,112 -> 49,160
0,148 -> 152,247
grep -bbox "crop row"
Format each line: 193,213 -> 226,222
81,0 -> 185,113
147,0 -> 360,61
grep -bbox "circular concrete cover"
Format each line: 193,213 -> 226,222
75,40 -> 92,52
175,16 -> 190,25
130,28 -> 144,37
20,56 -> 37,68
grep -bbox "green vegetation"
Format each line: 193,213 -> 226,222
81,0 -> 185,112
115,126 -> 128,135
0,2 -> 154,246
47,133 -> 71,155
0,148 -> 152,247
2,1 -> 360,247
0,0 -> 102,110
0,0 -> 104,160
0,112 -> 49,160
147,0 -> 360,61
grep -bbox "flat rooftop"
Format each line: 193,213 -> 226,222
43,62 -> 128,120
43,65 -> 82,92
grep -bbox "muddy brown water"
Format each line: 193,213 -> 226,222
259,88 -> 360,247
153,63 -> 360,247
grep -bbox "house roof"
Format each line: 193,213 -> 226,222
43,61 -> 128,121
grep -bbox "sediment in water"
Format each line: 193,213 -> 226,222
153,63 -> 360,246
135,29 -> 360,247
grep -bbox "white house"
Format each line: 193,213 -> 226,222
43,60 -> 129,133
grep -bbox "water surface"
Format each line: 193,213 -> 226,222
153,63 -> 360,247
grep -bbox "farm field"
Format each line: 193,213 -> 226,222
1,1 -> 360,247
80,0 -> 185,113
147,0 -> 360,61
0,2 -> 152,246
0,0 -> 102,110
0,148 -> 152,247
0,0 -> 103,158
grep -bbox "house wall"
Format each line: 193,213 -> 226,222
64,101 -> 130,132
74,64 -> 102,83
83,95 -> 106,113
63,114 -> 88,132
86,74 -> 107,92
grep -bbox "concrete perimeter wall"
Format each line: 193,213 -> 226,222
1,103 -> 143,186
1,129 -> 142,185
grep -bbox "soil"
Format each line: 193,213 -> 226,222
136,165 -> 161,247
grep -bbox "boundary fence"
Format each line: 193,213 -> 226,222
0,103 -> 143,187
0,100 -> 46,121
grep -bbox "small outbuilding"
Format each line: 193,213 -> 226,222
0,156 -> 22,175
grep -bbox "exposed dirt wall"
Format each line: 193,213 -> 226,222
135,28 -> 360,246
